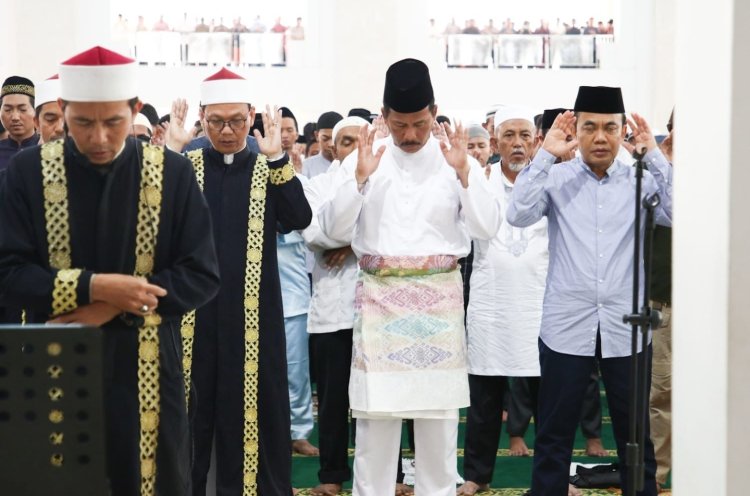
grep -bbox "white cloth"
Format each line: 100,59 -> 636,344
301,153 -> 332,179
467,164 -> 549,376
353,417 -> 458,496
319,136 -> 503,258
301,160 -> 358,334
318,136 -> 502,419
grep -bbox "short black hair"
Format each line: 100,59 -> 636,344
279,106 -> 298,132
140,103 -> 160,126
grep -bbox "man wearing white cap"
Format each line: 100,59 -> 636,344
458,107 -> 553,495
169,67 -> 312,496
0,46 -> 221,495
319,58 -> 501,496
32,74 -> 64,144
302,116 -> 369,495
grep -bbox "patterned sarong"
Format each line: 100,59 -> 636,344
349,255 -> 470,416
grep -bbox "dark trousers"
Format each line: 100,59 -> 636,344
531,337 -> 657,496
462,374 -> 509,484
310,329 -> 354,484
506,366 -> 603,439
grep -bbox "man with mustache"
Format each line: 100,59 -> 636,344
319,58 -> 501,496
32,75 -> 64,144
0,76 -> 39,170
168,67 -> 313,496
508,86 -> 672,496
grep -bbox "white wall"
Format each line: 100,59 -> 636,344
1,0 -> 670,130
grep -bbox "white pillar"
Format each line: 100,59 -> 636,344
673,0 -> 750,493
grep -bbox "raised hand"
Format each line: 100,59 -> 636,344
432,119 -> 448,143
253,105 -> 283,158
290,147 -> 303,172
373,115 -> 389,140
627,113 -> 658,155
439,120 -> 471,186
355,124 -> 386,186
166,98 -> 192,152
542,111 -> 579,158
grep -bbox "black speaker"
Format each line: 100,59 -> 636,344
0,325 -> 108,495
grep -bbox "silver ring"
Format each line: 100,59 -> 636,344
140,305 -> 149,314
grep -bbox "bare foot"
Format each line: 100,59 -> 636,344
310,483 -> 342,495
292,438 -> 320,456
456,480 -> 490,495
509,436 -> 530,456
568,483 -> 582,496
585,437 -> 608,457
292,489 -> 300,496
395,482 -> 414,495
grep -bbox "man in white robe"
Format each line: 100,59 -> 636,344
318,58 -> 501,496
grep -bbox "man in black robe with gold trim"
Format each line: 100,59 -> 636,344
168,68 -> 312,495
0,46 -> 220,495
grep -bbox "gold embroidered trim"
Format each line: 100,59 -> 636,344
40,141 -> 72,270
241,153 -> 269,494
268,162 -> 295,186
134,142 -> 165,496
1,83 -> 34,97
180,149 -> 205,405
51,268 -> 82,316
41,140 -> 165,495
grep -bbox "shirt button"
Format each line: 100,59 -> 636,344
599,254 -> 604,258
599,279 -> 604,283
598,303 -> 603,308
598,205 -> 603,209
598,229 -> 603,233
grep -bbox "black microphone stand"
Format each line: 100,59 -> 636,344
622,149 -> 662,495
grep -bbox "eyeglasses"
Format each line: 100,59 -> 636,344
206,115 -> 249,131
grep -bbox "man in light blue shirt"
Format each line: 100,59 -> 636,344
507,86 -> 672,496
278,223 -> 318,457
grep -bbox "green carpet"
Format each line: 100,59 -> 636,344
292,393 -> 671,493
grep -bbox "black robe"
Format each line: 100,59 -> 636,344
190,146 -> 311,496
0,137 -> 221,495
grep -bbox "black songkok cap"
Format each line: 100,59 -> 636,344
383,58 -> 434,113
140,103 -> 159,126
1,75 -> 35,99
573,86 -> 625,114
317,111 -> 343,130
280,106 -> 298,130
542,108 -> 570,131
348,108 -> 373,123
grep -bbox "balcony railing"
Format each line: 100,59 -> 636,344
445,34 -> 615,69
125,32 -> 288,66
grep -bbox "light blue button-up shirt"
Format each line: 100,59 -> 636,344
277,230 -> 311,318
506,148 -> 672,358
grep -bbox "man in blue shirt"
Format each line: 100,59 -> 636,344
507,86 -> 672,496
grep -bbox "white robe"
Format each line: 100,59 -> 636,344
318,136 -> 503,418
467,163 -> 549,376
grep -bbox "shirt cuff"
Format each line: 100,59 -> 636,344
531,149 -> 557,173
